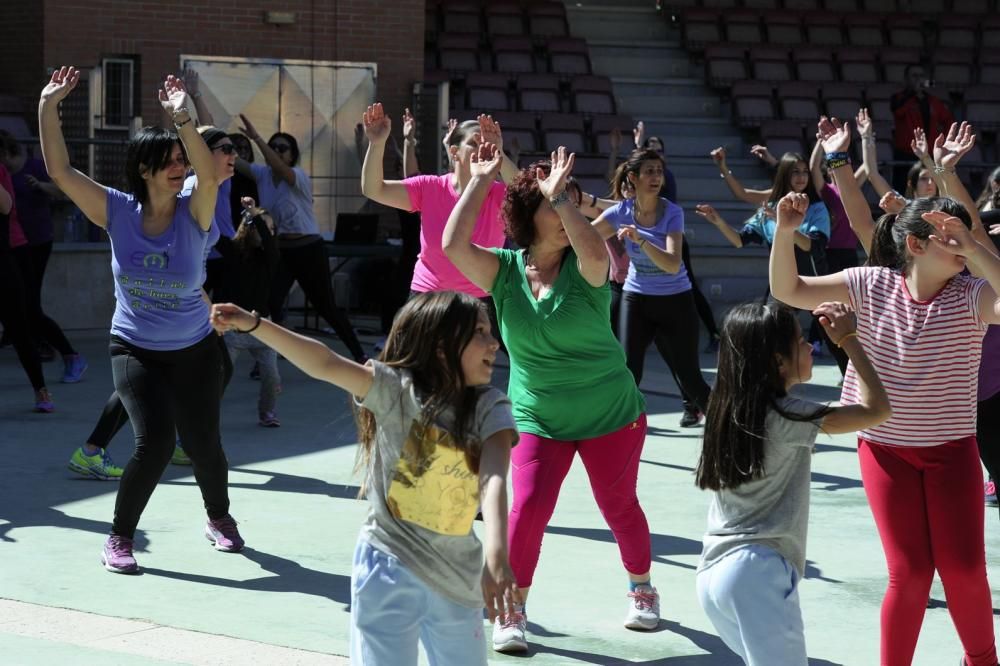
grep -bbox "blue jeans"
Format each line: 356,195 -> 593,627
696,545 -> 807,666
350,540 -> 486,666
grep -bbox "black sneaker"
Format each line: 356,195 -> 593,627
679,409 -> 703,428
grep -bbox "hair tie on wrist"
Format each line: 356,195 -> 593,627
836,331 -> 858,347
239,310 -> 262,334
590,193 -> 597,208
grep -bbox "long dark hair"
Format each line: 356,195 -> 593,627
696,302 -> 830,491
868,196 -> 971,271
975,166 -> 1000,211
125,126 -> 185,204
354,291 -> 487,495
767,152 -> 819,206
610,148 -> 664,205
903,161 -> 935,199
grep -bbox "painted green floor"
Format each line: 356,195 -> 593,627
1,328 -> 997,665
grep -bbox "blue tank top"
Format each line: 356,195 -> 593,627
106,188 -> 216,350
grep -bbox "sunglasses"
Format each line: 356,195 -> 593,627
211,144 -> 236,155
269,144 -> 291,154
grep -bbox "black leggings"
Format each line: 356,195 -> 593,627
110,334 -> 229,538
0,251 -> 46,390
268,239 -> 366,361
13,244 -> 75,356
978,390 -> 1000,522
87,335 -> 233,449
619,290 -> 711,413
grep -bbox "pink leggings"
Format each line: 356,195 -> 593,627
859,437 -> 997,666
508,414 -> 651,587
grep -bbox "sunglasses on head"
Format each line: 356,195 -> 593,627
269,144 -> 291,154
211,144 -> 236,155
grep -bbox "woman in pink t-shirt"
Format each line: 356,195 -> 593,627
360,104 -> 517,331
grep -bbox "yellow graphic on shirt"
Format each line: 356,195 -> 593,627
386,421 -> 479,536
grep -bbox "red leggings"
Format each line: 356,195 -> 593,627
508,414 -> 651,588
859,437 -> 997,666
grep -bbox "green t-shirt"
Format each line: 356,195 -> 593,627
491,248 -> 645,440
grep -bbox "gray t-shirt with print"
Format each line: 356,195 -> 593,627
356,361 -> 518,608
698,396 -> 823,578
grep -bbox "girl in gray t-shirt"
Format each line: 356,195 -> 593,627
694,298 -> 889,665
211,290 -> 521,666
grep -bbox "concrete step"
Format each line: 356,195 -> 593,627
637,131 -> 746,158
612,77 -> 714,97
591,46 -> 698,79
618,93 -> 722,118
566,6 -> 674,42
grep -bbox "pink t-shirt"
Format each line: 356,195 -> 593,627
404,174 -> 507,298
0,165 -> 27,249
841,266 -> 987,447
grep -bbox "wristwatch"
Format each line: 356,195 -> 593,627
550,190 -> 571,208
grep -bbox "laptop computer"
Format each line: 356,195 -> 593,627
333,213 -> 379,245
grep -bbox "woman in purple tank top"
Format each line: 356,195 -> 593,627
39,67 -> 244,574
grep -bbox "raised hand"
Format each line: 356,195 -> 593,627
633,121 -> 645,149
817,116 -> 851,154
856,108 -> 873,139
238,113 -> 261,142
695,203 -> 723,225
470,142 -> 503,180
536,146 -> 575,200
40,66 -> 81,104
478,114 -> 504,153
402,107 -> 416,141
776,191 -> 809,231
813,301 -> 857,345
158,75 -> 190,116
182,68 -> 200,96
911,127 -> 929,160
750,144 -> 777,166
710,146 -> 727,165
878,191 -> 907,215
925,209 -> 979,256
610,127 -> 622,153
362,103 -> 391,144
933,121 -> 976,170
442,118 -> 458,150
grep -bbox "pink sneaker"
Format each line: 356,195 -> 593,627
101,535 -> 138,574
205,515 -> 245,552
986,480 -> 998,507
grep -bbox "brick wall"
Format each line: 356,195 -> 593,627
2,1 -> 424,130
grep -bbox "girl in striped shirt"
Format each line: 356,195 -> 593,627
769,116 -> 1000,666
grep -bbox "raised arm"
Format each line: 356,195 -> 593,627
857,108 -> 893,199
211,303 -> 375,397
360,103 -> 413,210
711,146 -> 771,206
911,127 -> 943,195
38,66 -> 109,228
479,428 -> 521,624
539,147 -> 609,287
932,122 -> 994,252
813,302 -> 891,434
808,137 -> 826,193
924,210 -> 1000,325
239,113 -> 295,187
441,142 -> 502,292
182,68 -> 215,127
160,76 -> 217,231
695,203 -> 744,248
820,116 -> 874,254
769,192 -> 850,309
402,107 -> 420,177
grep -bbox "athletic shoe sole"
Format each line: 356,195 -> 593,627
204,528 -> 243,553
68,461 -> 119,481
100,553 -> 139,574
492,639 -> 528,653
624,617 -> 660,631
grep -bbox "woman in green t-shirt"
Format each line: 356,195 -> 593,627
443,143 -> 658,653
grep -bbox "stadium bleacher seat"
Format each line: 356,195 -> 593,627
732,80 -> 775,128
705,46 -> 748,88
540,113 -> 587,154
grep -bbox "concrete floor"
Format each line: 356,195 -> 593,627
1,327 -> 998,665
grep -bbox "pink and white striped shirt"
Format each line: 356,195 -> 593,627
841,266 -> 987,447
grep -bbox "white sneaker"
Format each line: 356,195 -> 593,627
492,610 -> 528,653
624,586 -> 660,630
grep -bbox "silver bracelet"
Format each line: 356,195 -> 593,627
933,166 -> 956,174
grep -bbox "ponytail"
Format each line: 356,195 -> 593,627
866,196 -> 972,272
610,161 -> 631,201
867,213 -> 901,269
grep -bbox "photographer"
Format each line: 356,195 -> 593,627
890,64 -> 954,192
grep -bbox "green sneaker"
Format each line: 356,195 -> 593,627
68,447 -> 123,480
171,445 -> 191,466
